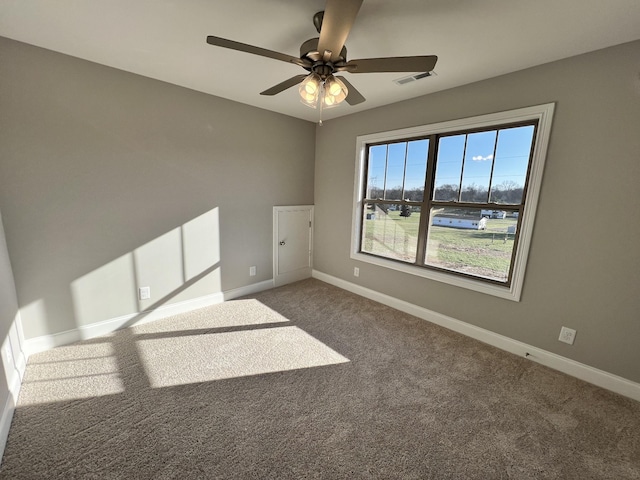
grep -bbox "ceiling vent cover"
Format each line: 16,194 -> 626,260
394,71 -> 436,86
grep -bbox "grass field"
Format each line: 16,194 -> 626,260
362,209 -> 517,282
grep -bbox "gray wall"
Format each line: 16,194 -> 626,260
314,40 -> 640,383
0,37 -> 315,340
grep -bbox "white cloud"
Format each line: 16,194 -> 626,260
472,154 -> 493,161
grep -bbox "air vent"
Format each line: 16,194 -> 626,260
394,71 -> 436,86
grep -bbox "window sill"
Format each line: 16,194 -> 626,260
350,251 -> 522,301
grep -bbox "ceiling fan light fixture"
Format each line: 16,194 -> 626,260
299,73 -> 322,107
322,75 -> 348,107
301,93 -> 318,107
303,73 -> 321,94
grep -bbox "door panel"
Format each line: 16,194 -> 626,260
273,206 -> 313,287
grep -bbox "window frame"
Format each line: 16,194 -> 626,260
350,103 -> 555,301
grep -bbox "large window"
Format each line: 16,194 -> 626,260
351,104 -> 555,301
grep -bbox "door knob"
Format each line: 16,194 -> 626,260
279,241 -> 286,246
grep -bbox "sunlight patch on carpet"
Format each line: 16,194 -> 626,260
131,299 -> 290,335
18,342 -> 124,405
137,326 -> 350,387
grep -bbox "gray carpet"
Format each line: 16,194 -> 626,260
1,278 -> 639,479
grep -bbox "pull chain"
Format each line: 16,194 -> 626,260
318,84 -> 324,126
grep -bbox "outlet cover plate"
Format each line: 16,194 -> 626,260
558,326 -> 577,345
139,286 -> 151,300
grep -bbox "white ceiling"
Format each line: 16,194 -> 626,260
2,0 -> 640,123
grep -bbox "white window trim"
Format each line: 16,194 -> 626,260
350,103 -> 555,301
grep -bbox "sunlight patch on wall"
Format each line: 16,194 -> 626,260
68,207 -> 221,334
133,207 -> 221,311
137,326 -> 350,387
182,208 -> 220,281
18,341 -> 124,405
70,253 -> 138,327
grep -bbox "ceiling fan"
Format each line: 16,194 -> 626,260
206,0 -> 437,110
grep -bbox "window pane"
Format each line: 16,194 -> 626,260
425,206 -> 518,282
434,135 -> 465,201
404,139 -> 428,201
460,131 -> 497,203
490,126 -> 535,204
367,145 -> 387,199
384,143 -> 406,200
361,203 -> 420,263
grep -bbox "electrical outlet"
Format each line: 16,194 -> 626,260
138,286 -> 151,300
354,267 -> 360,277
558,326 -> 577,345
249,266 -> 256,276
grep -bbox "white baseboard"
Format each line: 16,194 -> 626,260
312,270 -> 640,402
0,394 -> 16,462
24,292 -> 224,356
0,313 -> 27,461
224,279 -> 275,301
23,279 -> 276,357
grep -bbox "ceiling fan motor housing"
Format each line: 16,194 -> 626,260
300,38 -> 347,78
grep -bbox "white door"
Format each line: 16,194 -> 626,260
273,205 -> 313,287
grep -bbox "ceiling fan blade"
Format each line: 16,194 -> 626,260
317,0 -> 363,62
206,36 -> 310,68
342,55 -> 438,74
335,76 -> 365,105
260,75 -> 308,96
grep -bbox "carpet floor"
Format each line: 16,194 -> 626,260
1,278 -> 639,479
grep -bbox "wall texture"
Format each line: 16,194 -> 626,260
0,37 -> 315,340
314,40 -> 640,383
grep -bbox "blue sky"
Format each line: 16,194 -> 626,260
367,125 -> 534,201
435,126 -> 535,193
367,140 -> 428,198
